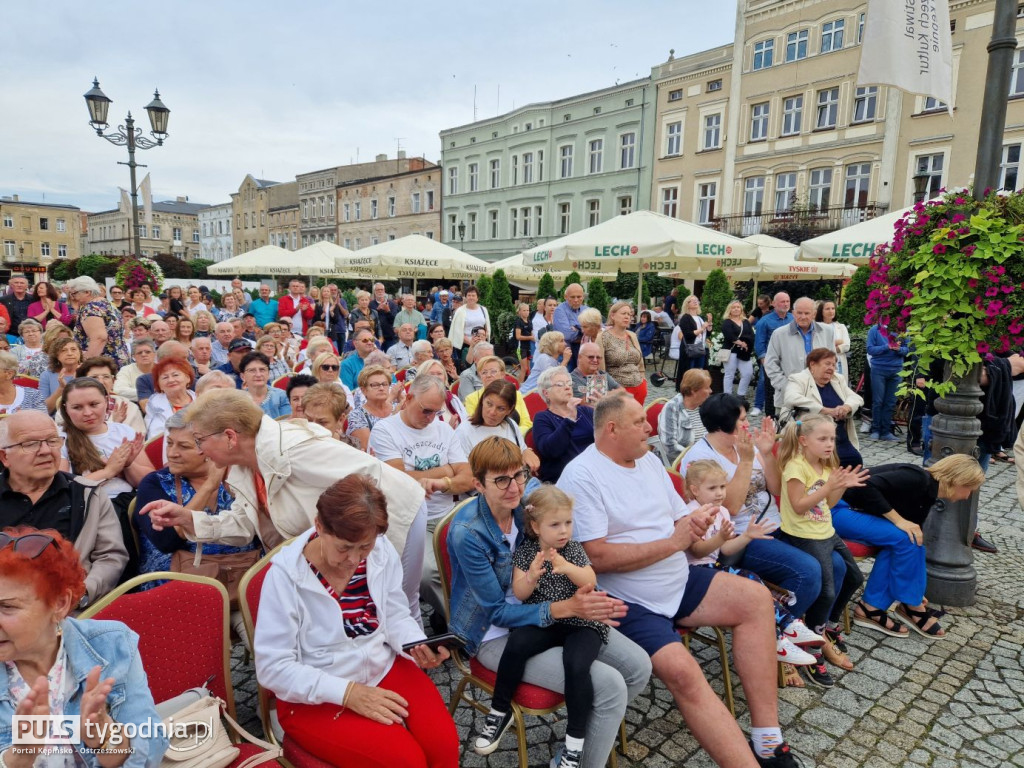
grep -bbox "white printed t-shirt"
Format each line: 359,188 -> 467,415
369,414 -> 468,520
558,445 -> 690,617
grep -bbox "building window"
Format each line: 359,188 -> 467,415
426,190 -> 435,211
809,167 -> 833,210
152,225 -> 161,239
173,227 -> 182,241
511,155 -> 519,185
668,89 -> 683,101
537,150 -> 544,182
1011,49 -> 1024,96
192,229 -> 200,243
302,201 -> 308,220
845,163 -> 872,207
559,202 -> 571,234
666,121 -> 682,155
468,212 -> 478,239
753,39 -> 774,70
820,19 -> 845,53
386,195 -> 396,217
698,182 -> 717,224
343,203 -> 350,222
923,96 -> 947,111
40,242 -> 50,257
371,199 -> 378,219
468,163 -> 479,191
1000,144 -> 1022,190
387,234 -> 395,241
448,167 -> 458,195
319,198 -> 325,217
588,199 -> 601,226
411,192 -> 421,214
449,214 -> 458,241
138,225 -> 148,238
782,95 -> 803,135
425,232 -> 434,240
702,113 -> 721,150
354,202 -> 361,221
786,29 -> 809,62
534,205 -> 543,236
588,139 -> 604,173
915,154 -> 944,199
520,206 -> 531,237
329,198 -> 335,217
341,237 -> 349,248
3,241 -> 14,257
619,196 -> 633,216
744,177 -> 765,215
620,133 -> 636,169
858,12 -> 865,43
750,102 -> 769,141
560,145 -> 574,178
39,217 -> 49,231
2,215 -> 12,228
490,158 -> 500,188
510,208 -> 518,238
56,218 -> 66,232
661,187 -> 679,218
58,244 -> 67,258
853,86 -> 878,122
816,87 -> 840,129
707,79 -> 723,92
523,152 -> 534,184
488,209 -> 499,239
775,172 -> 797,211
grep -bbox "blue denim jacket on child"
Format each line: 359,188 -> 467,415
0,618 -> 168,768
447,478 -> 554,656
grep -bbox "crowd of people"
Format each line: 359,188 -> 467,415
0,273 -> 1000,768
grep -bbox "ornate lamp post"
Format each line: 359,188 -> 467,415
457,220 -> 466,251
83,78 -> 170,259
911,173 -> 930,204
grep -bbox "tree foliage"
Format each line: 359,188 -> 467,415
587,278 -> 610,319
536,273 -> 556,300
700,269 -> 733,322
837,266 -> 871,329
559,271 -> 582,300
152,253 -> 192,279
475,275 -> 493,311
489,269 -> 515,317
189,259 -> 215,280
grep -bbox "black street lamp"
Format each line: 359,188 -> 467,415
912,172 -> 930,204
84,78 -> 170,260
457,220 -> 466,251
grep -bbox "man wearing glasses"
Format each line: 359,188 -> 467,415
570,342 -> 622,404
0,411 -> 127,609
369,375 -> 473,631
341,328 -> 378,390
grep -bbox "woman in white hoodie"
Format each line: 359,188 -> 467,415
254,475 -> 459,768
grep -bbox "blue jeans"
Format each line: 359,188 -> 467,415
832,501 -> 927,609
870,368 -> 901,436
737,537 -> 822,619
754,367 -> 766,410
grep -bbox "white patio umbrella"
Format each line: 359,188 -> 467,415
294,241 -> 374,280
521,210 -> 758,304
734,234 -> 857,290
333,234 -> 491,292
207,244 -> 339,277
490,254 -> 616,285
797,205 -> 913,264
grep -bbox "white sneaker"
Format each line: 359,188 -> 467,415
777,636 -> 816,666
859,420 -> 872,434
782,619 -> 825,648
749,407 -> 763,417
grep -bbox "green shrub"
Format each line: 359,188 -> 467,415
559,271 -> 582,300
700,269 -> 732,322
587,278 -> 610,319
837,266 -> 870,330
493,310 -> 518,354
189,259 -> 215,280
537,273 -> 556,300
489,270 -> 515,317
475,275 -> 493,310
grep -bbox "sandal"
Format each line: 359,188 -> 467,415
994,451 -> 1015,464
821,635 -> 854,670
894,603 -> 946,637
852,600 -> 909,638
780,662 -> 805,688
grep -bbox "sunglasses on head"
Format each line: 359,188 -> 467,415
0,532 -> 57,559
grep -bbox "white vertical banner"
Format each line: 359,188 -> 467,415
857,0 -> 953,112
140,173 -> 154,227
119,187 -> 131,214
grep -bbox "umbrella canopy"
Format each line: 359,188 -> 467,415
207,244 -> 339,277
333,234 -> 491,281
490,254 -> 616,284
731,234 -> 857,281
797,205 -> 910,264
521,210 -> 758,274
296,241 -> 374,279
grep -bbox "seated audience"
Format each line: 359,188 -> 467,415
10,319 -> 44,368
636,310 -> 657,358
195,369 -> 238,396
600,302 -> 646,405
41,337 -> 82,414
0,411 -> 128,607
18,322 -> 73,378
457,342 -> 495,403
570,343 -> 620,404
347,365 -> 400,451
286,373 -> 319,420
0,350 -> 46,414
387,322 -> 416,370
532,366 -> 595,483
113,339 -> 156,403
136,341 -> 194,410
411,359 -> 468,428
521,330 -> 567,393
433,338 -> 460,385
145,358 -> 197,440
342,329 -> 378,390
455,380 -> 539,473
462,355 -> 533,431
300,383 -> 356,447
216,338 -> 251,389
0,526 -> 166,764
72,357 -> 145,434
254,475 -> 458,768
559,390 -> 798,767
256,334 -> 290,380
298,336 -> 334,371
191,335 -> 214,377
240,351 -> 291,418
406,340 -> 434,373
660,369 -> 713,465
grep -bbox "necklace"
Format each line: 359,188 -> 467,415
495,513 -> 513,534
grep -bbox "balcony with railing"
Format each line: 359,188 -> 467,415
710,202 -> 889,238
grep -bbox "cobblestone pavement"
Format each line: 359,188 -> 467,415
230,374 -> 1024,767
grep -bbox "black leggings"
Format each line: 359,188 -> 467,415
492,623 -> 603,739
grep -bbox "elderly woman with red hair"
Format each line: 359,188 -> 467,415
255,475 -> 459,768
144,358 -> 196,440
0,527 -> 168,767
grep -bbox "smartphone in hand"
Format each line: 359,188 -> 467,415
401,633 -> 465,654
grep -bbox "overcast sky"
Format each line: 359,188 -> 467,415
2,1 -> 736,213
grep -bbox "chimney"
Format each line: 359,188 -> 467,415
398,150 -> 407,160
177,196 -> 186,202
375,153 -> 387,162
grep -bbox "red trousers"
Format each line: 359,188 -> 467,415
277,657 -> 459,768
624,379 -> 647,406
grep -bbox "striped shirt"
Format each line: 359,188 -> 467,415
307,533 -> 380,638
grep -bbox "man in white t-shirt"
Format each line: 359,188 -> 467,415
369,374 -> 473,621
558,390 -> 797,768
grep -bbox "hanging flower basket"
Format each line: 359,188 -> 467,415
865,187 -> 1024,396
115,257 -> 165,293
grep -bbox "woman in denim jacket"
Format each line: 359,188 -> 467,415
447,437 -> 652,768
0,528 -> 167,768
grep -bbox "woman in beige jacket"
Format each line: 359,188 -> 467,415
782,347 -> 864,467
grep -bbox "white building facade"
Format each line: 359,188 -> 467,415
199,202 -> 233,262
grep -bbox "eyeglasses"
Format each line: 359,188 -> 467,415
193,430 -> 225,450
320,364 -> 340,372
489,468 -> 530,490
1,436 -> 64,453
244,367 -> 269,375
0,532 -> 56,558
365,381 -> 389,390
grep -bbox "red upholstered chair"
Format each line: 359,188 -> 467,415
293,361 -> 304,373
79,573 -> 279,767
434,502 -> 627,768
13,375 -> 39,389
238,543 -> 331,768
143,435 -> 165,469
504,373 -> 520,389
523,391 -> 546,420
395,367 -> 409,383
644,399 -> 668,436
272,375 -> 290,391
449,378 -> 460,397
524,428 -> 534,450
667,468 -> 690,503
